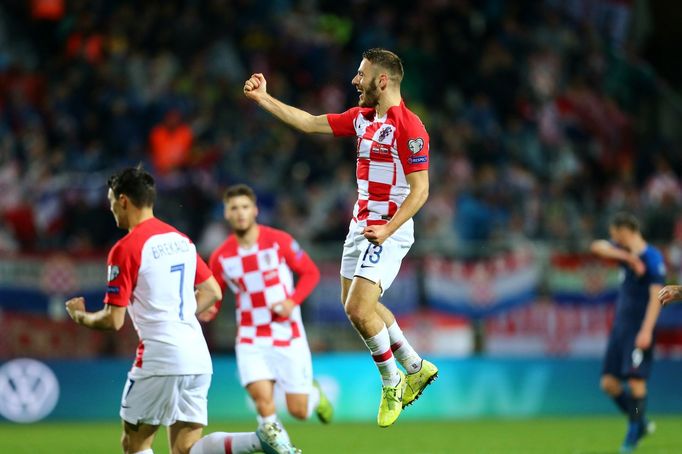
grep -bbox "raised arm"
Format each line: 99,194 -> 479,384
243,73 -> 333,134
590,240 -> 645,276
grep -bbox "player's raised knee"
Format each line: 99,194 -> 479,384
600,375 -> 620,395
344,298 -> 373,325
344,302 -> 360,324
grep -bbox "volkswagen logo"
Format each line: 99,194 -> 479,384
0,358 -> 59,423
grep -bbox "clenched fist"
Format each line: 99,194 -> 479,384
65,296 -> 86,322
243,73 -> 268,101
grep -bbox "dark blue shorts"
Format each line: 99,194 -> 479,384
601,327 -> 654,380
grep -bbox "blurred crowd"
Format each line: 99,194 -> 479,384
0,0 -> 681,258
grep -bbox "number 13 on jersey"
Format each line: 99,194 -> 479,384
361,244 -> 383,267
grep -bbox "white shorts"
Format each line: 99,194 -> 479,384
119,373 -> 210,427
340,218 -> 414,294
236,338 -> 313,394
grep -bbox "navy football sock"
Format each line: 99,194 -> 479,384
628,395 -> 646,423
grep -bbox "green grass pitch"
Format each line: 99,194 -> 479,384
1,417 -> 681,453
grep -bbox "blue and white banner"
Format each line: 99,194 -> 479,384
424,248 -> 540,318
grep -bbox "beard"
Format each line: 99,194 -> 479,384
232,219 -> 255,237
358,78 -> 380,108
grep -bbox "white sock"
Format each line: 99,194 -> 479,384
257,414 -> 290,443
363,325 -> 401,386
256,413 -> 278,426
133,450 -> 153,454
189,432 -> 261,454
387,321 -> 423,374
307,383 -> 321,418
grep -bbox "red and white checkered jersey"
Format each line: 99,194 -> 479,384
327,100 -> 430,226
209,225 -> 320,347
104,217 -> 213,378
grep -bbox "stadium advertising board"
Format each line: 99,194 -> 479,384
3,355 -> 682,423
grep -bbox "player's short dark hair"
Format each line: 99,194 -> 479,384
362,48 -> 404,82
610,212 -> 640,232
223,184 -> 257,203
107,166 -> 156,208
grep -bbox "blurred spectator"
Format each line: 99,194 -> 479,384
149,109 -> 193,175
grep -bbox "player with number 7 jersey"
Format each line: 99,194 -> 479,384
104,216 -> 214,378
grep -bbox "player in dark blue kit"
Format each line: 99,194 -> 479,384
590,212 -> 666,453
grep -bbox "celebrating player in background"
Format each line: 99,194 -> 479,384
203,184 -> 332,447
243,48 -> 438,428
65,167 -> 299,454
590,212 -> 665,453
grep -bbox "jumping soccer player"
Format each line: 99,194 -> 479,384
590,212 -> 665,453
243,48 -> 438,428
65,167 -> 299,454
